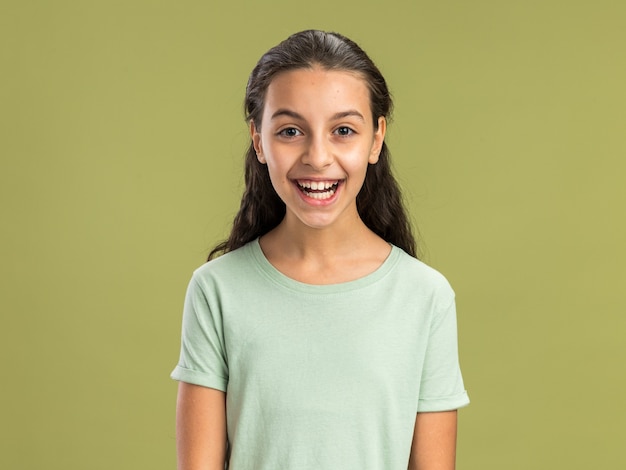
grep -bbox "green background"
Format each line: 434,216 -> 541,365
2,1 -> 624,468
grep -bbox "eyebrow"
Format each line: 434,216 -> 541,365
332,110 -> 365,122
270,109 -> 366,122
270,109 -> 304,120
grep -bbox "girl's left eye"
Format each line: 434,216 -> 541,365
334,126 -> 354,136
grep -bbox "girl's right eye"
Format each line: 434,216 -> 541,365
278,127 -> 302,138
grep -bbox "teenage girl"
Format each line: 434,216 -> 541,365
172,30 -> 469,470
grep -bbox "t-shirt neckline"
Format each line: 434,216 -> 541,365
247,237 -> 401,294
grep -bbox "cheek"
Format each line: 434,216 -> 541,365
344,147 -> 373,172
264,143 -> 297,178
264,160 -> 292,192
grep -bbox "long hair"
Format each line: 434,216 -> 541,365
209,30 -> 418,260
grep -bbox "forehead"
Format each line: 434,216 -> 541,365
264,67 -> 372,118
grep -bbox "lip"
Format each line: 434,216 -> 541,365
291,179 -> 344,206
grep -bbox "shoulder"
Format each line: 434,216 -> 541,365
191,241 -> 258,287
390,247 -> 455,302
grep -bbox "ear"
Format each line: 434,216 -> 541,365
369,116 -> 387,164
250,120 -> 266,164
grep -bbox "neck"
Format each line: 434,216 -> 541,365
271,214 -> 373,259
258,212 -> 392,285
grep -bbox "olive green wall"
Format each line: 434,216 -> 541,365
2,1 -> 624,468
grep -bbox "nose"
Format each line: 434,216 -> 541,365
301,135 -> 333,170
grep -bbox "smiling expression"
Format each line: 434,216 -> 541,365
251,67 -> 386,232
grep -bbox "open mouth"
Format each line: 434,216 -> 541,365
295,180 -> 341,200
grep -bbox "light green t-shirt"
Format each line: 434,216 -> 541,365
171,239 -> 469,469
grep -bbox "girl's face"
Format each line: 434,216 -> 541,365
251,67 -> 386,233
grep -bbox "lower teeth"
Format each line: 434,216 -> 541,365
304,189 -> 335,200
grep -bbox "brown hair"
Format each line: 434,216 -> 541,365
209,30 -> 418,259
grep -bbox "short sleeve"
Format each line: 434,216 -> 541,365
417,296 -> 469,412
170,275 -> 229,391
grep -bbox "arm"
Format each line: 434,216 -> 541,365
176,381 -> 227,470
408,410 -> 458,470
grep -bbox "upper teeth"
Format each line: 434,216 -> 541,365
298,180 -> 337,190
